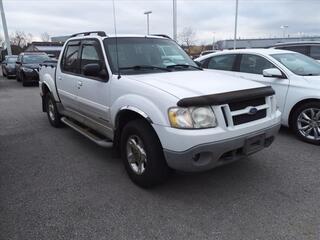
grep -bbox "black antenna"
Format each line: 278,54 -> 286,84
112,0 -> 121,79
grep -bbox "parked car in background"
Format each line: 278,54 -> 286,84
195,49 -> 320,144
16,52 -> 50,86
272,42 -> 320,61
1,55 -> 18,78
199,50 -> 218,57
39,31 -> 281,187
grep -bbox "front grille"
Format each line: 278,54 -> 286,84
220,95 -> 271,127
233,109 -> 267,126
229,97 -> 265,111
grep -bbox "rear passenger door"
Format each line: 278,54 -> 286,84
200,54 -> 238,77
56,40 -> 82,111
76,39 -> 111,126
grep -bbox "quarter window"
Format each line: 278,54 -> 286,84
205,54 -> 237,71
240,54 -> 275,74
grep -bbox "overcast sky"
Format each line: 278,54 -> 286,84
2,0 -> 320,43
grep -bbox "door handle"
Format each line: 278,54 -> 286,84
77,81 -> 83,88
58,76 -> 62,81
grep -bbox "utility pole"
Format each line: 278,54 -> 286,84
173,0 -> 177,41
280,25 -> 288,38
0,0 -> 11,55
233,0 -> 239,49
144,11 -> 152,35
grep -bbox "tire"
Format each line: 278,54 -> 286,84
45,93 -> 62,128
21,74 -> 28,87
120,119 -> 169,188
291,102 -> 320,145
16,73 -> 21,82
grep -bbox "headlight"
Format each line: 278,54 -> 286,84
168,106 -> 217,129
22,67 -> 33,72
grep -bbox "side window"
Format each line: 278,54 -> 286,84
80,41 -> 108,80
310,46 -> 320,60
62,42 -> 80,73
205,54 -> 237,71
240,54 -> 276,74
279,46 -> 309,56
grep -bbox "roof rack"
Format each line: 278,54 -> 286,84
151,34 -> 172,39
70,31 -> 107,38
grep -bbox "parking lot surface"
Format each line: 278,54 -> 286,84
0,77 -> 319,240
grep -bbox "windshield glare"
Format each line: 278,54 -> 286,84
104,37 -> 197,74
23,55 -> 49,64
271,52 -> 320,76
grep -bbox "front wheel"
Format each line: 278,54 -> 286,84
45,93 -> 62,128
120,119 -> 169,188
292,102 -> 320,145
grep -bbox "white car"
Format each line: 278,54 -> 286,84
39,32 -> 281,187
195,49 -> 320,144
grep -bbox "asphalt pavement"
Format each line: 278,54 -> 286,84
0,77 -> 319,240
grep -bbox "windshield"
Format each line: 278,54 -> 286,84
271,52 -> 320,76
103,37 -> 198,74
7,57 -> 17,63
22,54 -> 50,64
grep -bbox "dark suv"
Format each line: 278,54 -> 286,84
16,52 -> 50,86
272,42 -> 320,61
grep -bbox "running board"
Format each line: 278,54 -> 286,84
61,117 -> 113,148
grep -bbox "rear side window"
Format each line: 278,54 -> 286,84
204,54 -> 237,71
278,46 -> 309,56
240,54 -> 275,74
310,46 -> 320,60
62,41 -> 80,73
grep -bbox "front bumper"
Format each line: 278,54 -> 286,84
163,123 -> 280,172
23,70 -> 39,82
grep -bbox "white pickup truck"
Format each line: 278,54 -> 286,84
39,31 -> 281,187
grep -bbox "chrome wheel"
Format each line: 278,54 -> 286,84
48,99 -> 56,122
297,108 -> 320,141
126,135 -> 147,175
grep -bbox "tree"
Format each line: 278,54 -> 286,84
10,31 -> 33,48
41,32 -> 50,42
178,27 -> 196,54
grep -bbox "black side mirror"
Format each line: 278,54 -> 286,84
83,63 -> 101,77
83,63 -> 108,80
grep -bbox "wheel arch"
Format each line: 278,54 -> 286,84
41,83 -> 51,112
113,107 -> 155,151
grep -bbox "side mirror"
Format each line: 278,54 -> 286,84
83,63 -> 101,77
263,68 -> 284,78
194,61 -> 201,67
83,63 -> 108,80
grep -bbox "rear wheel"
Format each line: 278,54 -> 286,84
292,102 -> 320,145
120,119 -> 169,188
45,93 -> 62,128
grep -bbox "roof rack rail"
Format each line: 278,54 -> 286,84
70,31 -> 107,38
151,34 -> 172,39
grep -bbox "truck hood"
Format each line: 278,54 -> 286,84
126,70 -> 265,99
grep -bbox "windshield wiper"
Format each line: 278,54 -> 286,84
119,65 -> 171,72
166,64 -> 203,70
